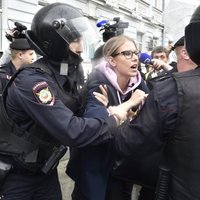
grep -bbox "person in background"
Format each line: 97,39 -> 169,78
155,36 -> 197,75
67,35 -> 149,200
8,38 -> 35,70
112,5 -> 200,200
151,46 -> 169,63
0,3 -> 145,200
0,38 -> 35,95
172,36 -> 197,72
145,46 -> 172,80
0,22 -> 28,66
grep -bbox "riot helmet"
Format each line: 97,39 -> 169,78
26,3 -> 88,61
185,5 -> 200,65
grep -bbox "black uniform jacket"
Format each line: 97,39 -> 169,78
115,74 -> 178,156
113,73 -> 178,188
4,58 -> 117,148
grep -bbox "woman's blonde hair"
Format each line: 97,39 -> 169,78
103,35 -> 137,57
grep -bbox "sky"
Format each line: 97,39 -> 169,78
163,0 -> 200,42
165,0 -> 200,6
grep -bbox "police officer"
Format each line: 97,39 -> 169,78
113,5 -> 200,200
0,38 -> 35,106
4,38 -> 35,73
0,3 -> 141,200
0,22 -> 29,66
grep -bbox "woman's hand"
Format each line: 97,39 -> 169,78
128,89 -> 148,109
93,86 -> 147,126
120,89 -> 147,112
107,106 -> 128,126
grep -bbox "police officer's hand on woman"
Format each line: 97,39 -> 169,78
93,87 -> 147,111
93,84 -> 109,107
93,86 -> 147,125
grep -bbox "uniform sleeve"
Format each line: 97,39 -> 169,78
6,69 -> 117,147
114,77 -> 178,157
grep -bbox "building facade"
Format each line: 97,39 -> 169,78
0,0 -> 165,54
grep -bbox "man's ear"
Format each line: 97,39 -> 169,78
182,48 -> 190,60
107,56 -> 116,67
18,51 -> 23,59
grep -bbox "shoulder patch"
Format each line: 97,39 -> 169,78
33,81 -> 55,105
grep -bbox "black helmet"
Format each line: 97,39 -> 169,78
185,5 -> 200,65
26,3 -> 87,61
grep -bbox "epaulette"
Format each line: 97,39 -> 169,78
8,59 -> 53,83
23,59 -> 53,76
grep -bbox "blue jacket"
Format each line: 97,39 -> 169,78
67,62 -> 149,200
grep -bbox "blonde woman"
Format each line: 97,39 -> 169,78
67,35 -> 149,200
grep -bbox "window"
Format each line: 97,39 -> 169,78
137,32 -> 143,52
152,0 -> 164,11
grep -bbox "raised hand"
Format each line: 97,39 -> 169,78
151,58 -> 172,71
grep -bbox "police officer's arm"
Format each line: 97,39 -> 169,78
114,77 -> 178,157
6,69 -> 125,147
93,84 -> 146,108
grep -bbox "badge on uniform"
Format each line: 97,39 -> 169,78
33,81 -> 55,105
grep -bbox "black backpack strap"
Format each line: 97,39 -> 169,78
1,60 -> 62,155
0,69 -> 14,133
0,67 -> 40,161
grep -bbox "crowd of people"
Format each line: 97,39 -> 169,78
0,2 -> 200,200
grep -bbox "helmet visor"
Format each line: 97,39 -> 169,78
52,17 -> 96,45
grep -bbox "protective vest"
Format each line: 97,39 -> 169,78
167,68 -> 200,199
0,58 -> 82,172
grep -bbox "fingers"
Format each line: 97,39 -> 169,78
99,84 -> 108,97
93,91 -> 107,100
127,110 -> 137,120
151,59 -> 172,71
151,59 -> 163,70
129,89 -> 147,108
133,89 -> 145,95
108,106 -> 128,125
93,91 -> 108,107
93,94 -> 105,105
131,89 -> 146,101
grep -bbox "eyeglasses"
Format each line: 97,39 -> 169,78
112,50 -> 139,60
